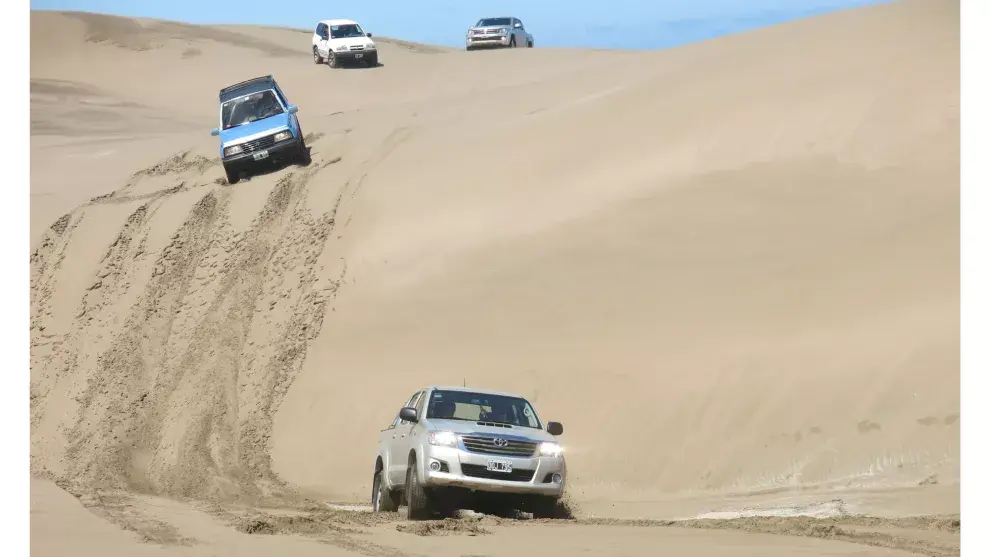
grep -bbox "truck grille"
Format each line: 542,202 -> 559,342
461,435 -> 538,457
461,464 -> 535,482
238,135 -> 276,153
350,45 -> 365,51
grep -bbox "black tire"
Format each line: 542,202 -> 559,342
530,496 -> 566,519
296,139 -> 310,165
223,163 -> 239,184
313,46 -> 324,64
528,41 -> 534,48
294,126 -> 310,165
404,457 -> 434,520
327,51 -> 338,68
372,466 -> 400,513
509,36 -> 516,48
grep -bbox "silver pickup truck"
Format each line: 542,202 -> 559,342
372,386 -> 566,520
465,17 -> 534,50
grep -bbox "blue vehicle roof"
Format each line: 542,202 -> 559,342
219,75 -> 278,104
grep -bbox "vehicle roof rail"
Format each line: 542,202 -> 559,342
219,75 -> 275,98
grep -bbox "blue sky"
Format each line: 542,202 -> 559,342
31,0 -> 887,49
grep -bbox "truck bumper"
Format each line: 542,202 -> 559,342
420,445 -> 566,498
330,50 -> 377,64
466,36 -> 512,49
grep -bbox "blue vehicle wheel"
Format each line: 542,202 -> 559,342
223,163 -> 239,184
296,138 -> 310,165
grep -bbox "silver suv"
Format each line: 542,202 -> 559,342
372,386 -> 566,520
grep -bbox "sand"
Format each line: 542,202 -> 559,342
29,0 -> 960,555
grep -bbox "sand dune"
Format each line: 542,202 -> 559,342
30,0 -> 959,555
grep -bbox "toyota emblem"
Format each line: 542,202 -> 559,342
493,437 -> 508,448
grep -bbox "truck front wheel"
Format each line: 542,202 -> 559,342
404,458 -> 435,520
529,495 -> 566,519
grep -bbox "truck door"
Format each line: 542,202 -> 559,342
388,390 -> 424,486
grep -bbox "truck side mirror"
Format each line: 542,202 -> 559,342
287,105 -> 298,114
547,421 -> 563,436
399,407 -> 418,423
210,128 -> 219,136
366,32 -> 373,37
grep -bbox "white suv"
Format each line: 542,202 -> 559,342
312,19 -> 379,68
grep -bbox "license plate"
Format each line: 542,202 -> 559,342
252,149 -> 269,161
355,53 -> 364,58
486,459 -> 513,473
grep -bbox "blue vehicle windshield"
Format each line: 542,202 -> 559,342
221,90 -> 283,130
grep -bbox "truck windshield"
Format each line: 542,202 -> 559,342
426,390 -> 542,429
477,18 -> 512,27
221,90 -> 284,130
330,24 -> 365,39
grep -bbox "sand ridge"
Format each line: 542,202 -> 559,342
29,0 -> 959,555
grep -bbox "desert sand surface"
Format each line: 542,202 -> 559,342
30,0 -> 960,555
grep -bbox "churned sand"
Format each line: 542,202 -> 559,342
30,0 -> 959,555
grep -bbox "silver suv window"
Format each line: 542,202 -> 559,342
394,390 -> 424,426
426,389 -> 542,429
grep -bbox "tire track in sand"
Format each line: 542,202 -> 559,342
31,141 -> 351,506
30,212 -> 86,435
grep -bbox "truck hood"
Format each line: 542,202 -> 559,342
427,419 -> 557,442
219,112 -> 291,145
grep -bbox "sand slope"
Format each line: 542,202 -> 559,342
30,0 -> 959,549
270,0 -> 960,503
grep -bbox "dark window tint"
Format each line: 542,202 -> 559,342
426,390 -> 542,429
477,18 -> 512,27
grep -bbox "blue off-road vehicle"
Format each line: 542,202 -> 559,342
210,75 -> 309,184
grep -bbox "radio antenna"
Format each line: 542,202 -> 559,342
463,378 -> 466,387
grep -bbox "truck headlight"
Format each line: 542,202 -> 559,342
429,431 -> 458,447
366,43 -> 376,50
223,145 -> 243,157
539,442 -> 563,457
273,131 -> 292,142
